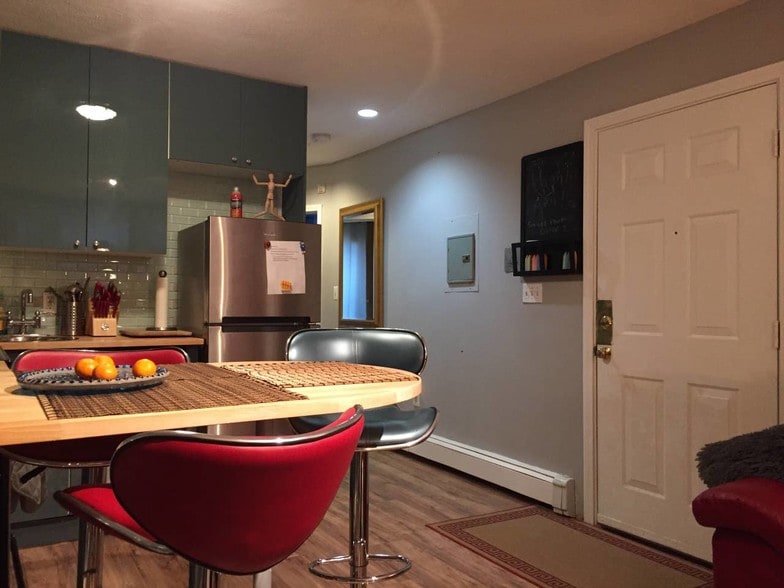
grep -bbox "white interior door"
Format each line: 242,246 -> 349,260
594,83 -> 779,559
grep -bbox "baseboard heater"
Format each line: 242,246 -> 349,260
406,435 -> 576,517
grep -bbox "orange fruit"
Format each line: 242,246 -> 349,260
93,355 -> 116,369
132,358 -> 157,377
93,363 -> 118,381
75,357 -> 98,379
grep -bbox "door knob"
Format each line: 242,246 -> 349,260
599,315 -> 613,329
594,345 -> 612,360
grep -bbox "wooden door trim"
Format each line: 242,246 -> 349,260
582,60 -> 784,525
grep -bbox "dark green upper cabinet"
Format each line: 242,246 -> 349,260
0,32 -> 168,254
0,32 -> 89,250
87,47 -> 168,254
241,79 -> 307,175
169,65 -> 243,167
169,63 -> 307,176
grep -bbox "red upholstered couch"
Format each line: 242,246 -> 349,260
693,477 -> 784,587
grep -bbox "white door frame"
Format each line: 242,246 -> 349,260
582,61 -> 784,525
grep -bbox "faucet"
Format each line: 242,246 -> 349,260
7,288 -> 41,335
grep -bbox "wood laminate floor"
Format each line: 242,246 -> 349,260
14,452 -> 537,587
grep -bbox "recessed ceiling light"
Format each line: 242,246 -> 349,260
357,108 -> 378,118
76,104 -> 117,121
108,178 -> 118,187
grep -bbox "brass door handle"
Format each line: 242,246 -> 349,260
594,345 -> 612,360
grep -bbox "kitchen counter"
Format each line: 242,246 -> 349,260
0,335 -> 204,352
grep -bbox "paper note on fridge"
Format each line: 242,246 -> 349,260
265,240 -> 307,294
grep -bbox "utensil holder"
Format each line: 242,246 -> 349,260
58,299 -> 85,339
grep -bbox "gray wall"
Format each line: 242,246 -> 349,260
306,0 -> 784,512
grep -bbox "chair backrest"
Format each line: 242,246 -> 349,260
286,328 -> 427,374
12,347 -> 189,372
110,406 -> 364,575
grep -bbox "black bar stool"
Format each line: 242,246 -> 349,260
286,327 -> 438,583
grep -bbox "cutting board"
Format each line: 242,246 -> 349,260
120,329 -> 193,337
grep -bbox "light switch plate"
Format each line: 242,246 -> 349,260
523,282 -> 543,304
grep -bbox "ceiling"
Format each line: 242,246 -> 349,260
0,0 -> 746,167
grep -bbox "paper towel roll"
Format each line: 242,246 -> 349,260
154,270 -> 168,329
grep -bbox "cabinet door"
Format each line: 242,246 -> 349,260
87,48 -> 169,254
242,79 -> 307,175
0,32 -> 89,249
10,468 -> 75,546
169,64 -> 242,166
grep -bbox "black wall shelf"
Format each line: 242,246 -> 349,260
512,141 -> 583,277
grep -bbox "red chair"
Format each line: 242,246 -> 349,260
5,347 -> 189,587
11,347 -> 190,372
693,477 -> 784,587
54,406 -> 365,586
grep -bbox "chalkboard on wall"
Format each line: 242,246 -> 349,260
514,141 -> 583,276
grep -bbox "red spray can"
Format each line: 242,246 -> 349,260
230,186 -> 243,218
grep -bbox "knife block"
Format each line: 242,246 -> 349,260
86,317 -> 117,337
86,304 -> 118,337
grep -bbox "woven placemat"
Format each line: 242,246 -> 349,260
222,361 -> 419,388
37,363 -> 306,420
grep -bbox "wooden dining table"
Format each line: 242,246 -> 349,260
0,359 -> 422,588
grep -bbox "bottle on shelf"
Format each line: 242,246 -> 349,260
230,186 -> 243,218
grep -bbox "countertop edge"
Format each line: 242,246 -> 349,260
0,335 -> 204,352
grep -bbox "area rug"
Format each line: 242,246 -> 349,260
427,506 -> 712,588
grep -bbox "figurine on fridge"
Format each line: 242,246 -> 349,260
252,172 -> 292,221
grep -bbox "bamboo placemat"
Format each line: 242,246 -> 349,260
35,361 -> 417,420
36,363 -> 305,420
222,361 -> 419,388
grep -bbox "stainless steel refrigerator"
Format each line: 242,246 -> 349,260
178,216 -> 321,362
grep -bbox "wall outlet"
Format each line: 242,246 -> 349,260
42,289 -> 57,314
522,282 -> 543,304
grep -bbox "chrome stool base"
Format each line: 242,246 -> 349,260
305,451 -> 417,583
309,552 -> 412,583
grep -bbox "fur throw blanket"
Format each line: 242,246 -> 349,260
696,425 -> 784,487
